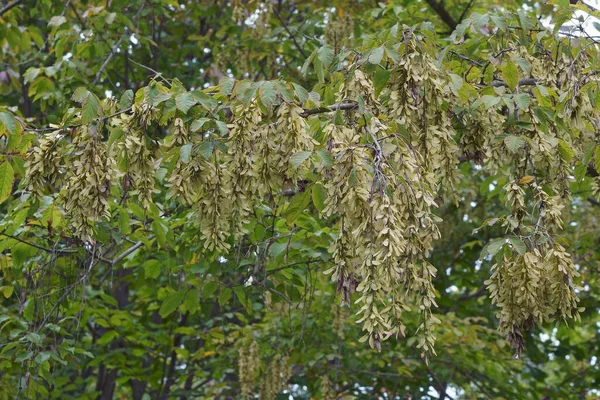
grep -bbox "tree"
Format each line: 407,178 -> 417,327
1,0 -> 599,398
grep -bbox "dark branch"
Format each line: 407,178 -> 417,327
300,101 -> 358,117
491,78 -> 537,87
424,0 -> 458,30
0,0 -> 21,17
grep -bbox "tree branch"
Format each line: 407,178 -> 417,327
0,0 -> 21,17
491,78 -> 537,87
0,232 -> 78,254
300,101 -> 358,117
272,8 -> 307,59
424,0 -> 458,30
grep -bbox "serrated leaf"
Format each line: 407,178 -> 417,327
71,87 -> 90,103
481,95 -> 501,109
219,76 -> 235,97
118,210 -> 131,235
316,149 -> 333,168
203,282 -> 219,298
0,112 -> 17,135
259,81 -> 277,109
159,289 -> 187,318
490,14 -> 507,31
0,161 -> 15,204
368,46 -> 384,65
184,289 -> 200,314
558,139 -> 575,162
373,69 -> 390,97
234,287 -> 249,311
517,9 -> 533,31
504,135 -> 525,153
501,61 -> 519,91
292,83 -> 309,103
190,118 -> 210,132
487,238 -> 506,257
514,93 -> 530,110
81,93 -> 100,124
312,183 -> 327,212
215,120 -> 228,135
574,161 -> 587,183
286,190 -> 311,225
120,90 -> 133,110
508,237 -> 527,255
180,143 -> 192,164
219,287 -> 232,306
175,92 -> 197,114
151,221 -> 167,248
198,141 -> 215,159
290,151 -> 312,168
143,259 -> 161,279
317,45 -> 334,67
48,16 -> 67,27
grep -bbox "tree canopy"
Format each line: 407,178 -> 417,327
1,0 -> 600,398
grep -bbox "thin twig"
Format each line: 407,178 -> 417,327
0,0 -> 22,17
273,8 -> 307,58
0,232 -> 78,254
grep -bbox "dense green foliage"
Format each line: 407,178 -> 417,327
1,0 -> 600,398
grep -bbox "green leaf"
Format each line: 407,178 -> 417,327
71,87 -> 90,103
286,190 -> 311,225
180,143 -> 192,164
508,237 -> 527,255
81,93 -> 100,124
504,135 -> 526,153
514,93 -> 530,110
198,141 -> 215,159
0,112 -> 17,135
368,46 -> 384,65
184,289 -> 200,314
118,210 -> 131,235
480,95 -> 501,109
120,90 -> 133,110
317,45 -> 334,67
594,146 -> 600,176
259,81 -> 277,109
574,161 -> 587,183
190,118 -> 210,132
143,259 -> 161,279
316,149 -> 333,168
2,286 -> 13,298
290,151 -> 312,168
159,289 -> 187,318
292,83 -> 309,103
219,76 -> 235,97
219,287 -> 232,306
175,92 -> 197,114
373,69 -> 390,97
517,9 -> 533,31
48,16 -> 67,27
151,221 -> 167,248
486,238 -> 506,257
312,183 -> 327,212
0,161 -> 15,204
558,139 -> 575,162
501,61 -> 519,92
215,120 -> 228,135
234,287 -> 249,311
490,14 -> 507,31
203,282 -> 219,298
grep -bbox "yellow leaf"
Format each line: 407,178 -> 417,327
518,175 -> 535,185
